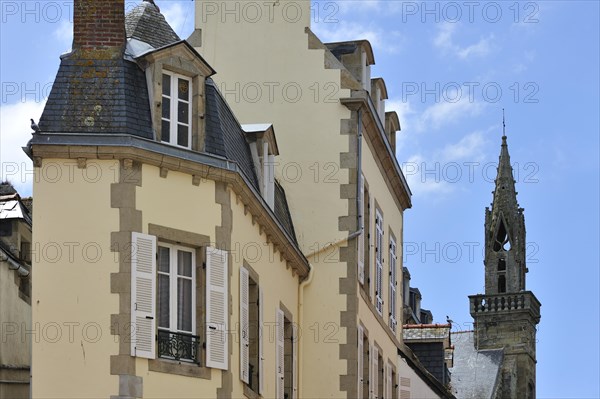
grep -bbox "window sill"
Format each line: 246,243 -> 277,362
148,358 -> 211,379
243,384 -> 260,399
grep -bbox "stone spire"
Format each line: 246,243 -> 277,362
484,133 -> 526,294
470,128 -> 541,398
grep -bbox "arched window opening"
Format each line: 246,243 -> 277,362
493,219 -> 511,252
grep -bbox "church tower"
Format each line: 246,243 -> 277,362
469,132 -> 541,398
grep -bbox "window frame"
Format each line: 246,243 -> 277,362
161,70 -> 193,149
157,242 -> 197,336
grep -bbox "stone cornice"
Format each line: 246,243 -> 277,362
30,133 -> 310,281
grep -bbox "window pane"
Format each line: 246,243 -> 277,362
177,124 -> 189,148
158,246 -> 170,273
162,120 -> 171,143
162,97 -> 171,120
178,101 -> 189,123
158,274 -> 170,329
177,278 -> 192,332
162,74 -> 171,96
177,250 -> 192,277
178,78 -> 190,101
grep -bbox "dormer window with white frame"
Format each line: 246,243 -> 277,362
161,71 -> 192,149
242,124 -> 279,210
136,41 -> 215,153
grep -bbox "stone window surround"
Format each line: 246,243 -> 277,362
147,223 -> 211,379
139,44 -> 211,154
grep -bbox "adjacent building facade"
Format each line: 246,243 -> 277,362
0,184 -> 32,398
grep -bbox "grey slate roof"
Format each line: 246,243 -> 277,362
204,79 -> 259,190
449,332 -> 504,399
274,181 -> 298,245
125,1 -> 180,49
39,57 -> 153,137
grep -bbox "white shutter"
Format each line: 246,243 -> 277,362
357,325 -> 364,399
369,196 -> 374,299
386,362 -> 392,399
276,308 -> 285,399
293,322 -> 298,399
259,287 -> 264,395
389,237 -> 397,332
372,346 -> 378,399
358,174 -> 365,284
240,267 -> 250,383
206,247 -> 229,370
375,210 -> 384,315
130,232 -> 156,359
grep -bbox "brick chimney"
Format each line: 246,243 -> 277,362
73,0 -> 125,58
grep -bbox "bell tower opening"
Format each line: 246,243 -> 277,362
493,218 -> 511,252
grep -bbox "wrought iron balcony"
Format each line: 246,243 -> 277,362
157,330 -> 200,364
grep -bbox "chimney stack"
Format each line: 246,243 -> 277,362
73,0 -> 125,58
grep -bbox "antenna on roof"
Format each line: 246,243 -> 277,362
502,108 -> 506,137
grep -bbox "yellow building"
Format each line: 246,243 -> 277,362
27,0 -> 452,398
193,1 -> 451,398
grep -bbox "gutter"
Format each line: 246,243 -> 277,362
0,245 -> 29,277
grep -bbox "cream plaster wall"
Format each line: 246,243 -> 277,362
195,0 -> 352,253
31,159 -> 120,398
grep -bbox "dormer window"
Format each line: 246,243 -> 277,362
361,50 -> 371,92
161,71 -> 192,149
242,124 -> 279,210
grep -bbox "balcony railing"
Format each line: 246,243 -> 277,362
157,330 -> 200,364
469,291 -> 541,321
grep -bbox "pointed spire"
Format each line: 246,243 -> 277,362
492,119 -> 518,214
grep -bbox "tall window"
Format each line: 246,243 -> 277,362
161,71 -> 192,149
240,267 -> 263,394
157,243 -> 197,362
389,235 -> 397,331
375,209 -> 384,315
276,308 -> 295,399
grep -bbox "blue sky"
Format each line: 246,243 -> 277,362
1,1 -> 598,397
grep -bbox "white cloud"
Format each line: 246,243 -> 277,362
312,21 -> 382,47
400,132 -> 488,199
0,101 -> 46,196
417,98 -> 485,131
438,131 -> 487,162
312,21 -> 403,54
433,22 -> 493,60
456,36 -> 492,59
401,154 -> 453,198
53,19 -> 73,53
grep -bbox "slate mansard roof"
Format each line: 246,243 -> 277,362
449,332 -> 504,398
38,0 -> 297,243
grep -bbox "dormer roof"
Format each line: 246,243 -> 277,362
325,40 -> 375,65
125,0 -> 180,49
